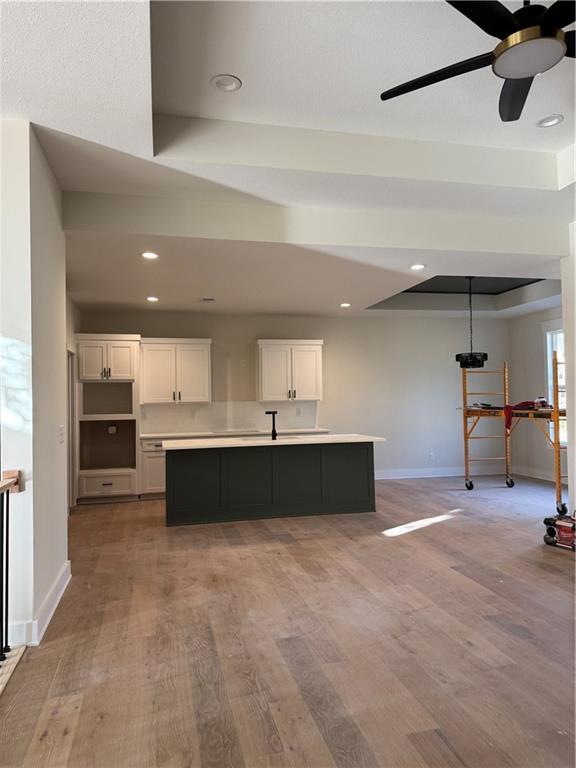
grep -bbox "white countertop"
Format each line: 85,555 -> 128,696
163,433 -> 385,451
141,427 -> 330,440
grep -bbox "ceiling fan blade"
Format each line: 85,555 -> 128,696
499,77 -> 534,121
541,0 -> 576,29
446,1 -> 519,38
566,29 -> 575,57
380,52 -> 493,102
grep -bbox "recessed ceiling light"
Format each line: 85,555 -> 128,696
142,251 -> 158,260
410,264 -> 426,271
340,302 -> 351,308
210,74 -> 242,92
146,296 -> 159,303
536,114 -> 564,128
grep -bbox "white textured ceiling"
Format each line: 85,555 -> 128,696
152,0 -> 575,151
0,1 -> 152,155
1,1 -> 569,318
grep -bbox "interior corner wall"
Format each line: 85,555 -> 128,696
507,306 -> 564,482
561,234 -> 575,513
0,120 -> 69,645
80,309 -> 510,478
30,128 -> 69,626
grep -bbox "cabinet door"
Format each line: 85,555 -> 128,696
78,342 -> 107,381
141,345 -> 177,403
142,452 -> 166,493
291,345 -> 323,400
176,345 -> 211,402
260,345 -> 291,401
107,342 -> 136,380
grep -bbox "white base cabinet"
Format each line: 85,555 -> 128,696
141,339 -> 212,404
258,340 -> 323,402
78,469 -> 137,498
141,452 -> 166,494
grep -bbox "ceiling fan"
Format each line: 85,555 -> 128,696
380,0 -> 575,121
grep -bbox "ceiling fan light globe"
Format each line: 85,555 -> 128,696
493,27 -> 566,79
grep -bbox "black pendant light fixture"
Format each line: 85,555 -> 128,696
456,277 -> 488,368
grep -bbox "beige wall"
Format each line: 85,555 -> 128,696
0,120 -> 68,644
81,309 -> 510,476
30,128 -> 69,618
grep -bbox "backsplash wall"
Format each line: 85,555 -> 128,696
140,400 -> 318,436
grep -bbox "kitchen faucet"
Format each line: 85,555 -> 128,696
265,410 -> 278,440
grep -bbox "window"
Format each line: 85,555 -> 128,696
546,327 -> 567,445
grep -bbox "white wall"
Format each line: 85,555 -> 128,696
81,310 -> 510,477
507,306 -> 567,483
0,120 -> 69,645
30,128 -> 69,621
0,119 -> 34,640
561,236 -> 575,513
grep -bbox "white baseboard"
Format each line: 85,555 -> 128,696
375,466 -> 498,480
512,465 -> 568,485
375,466 -> 567,485
8,560 -> 71,647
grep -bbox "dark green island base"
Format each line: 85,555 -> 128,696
165,441 -> 376,526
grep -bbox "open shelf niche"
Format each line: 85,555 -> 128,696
79,419 -> 136,471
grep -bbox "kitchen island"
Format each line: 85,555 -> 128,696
163,434 -> 385,526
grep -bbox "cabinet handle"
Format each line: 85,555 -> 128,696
293,389 -> 296,400
172,391 -> 176,401
102,368 -> 105,379
108,367 -> 111,379
102,482 -> 113,486
178,391 -> 182,401
288,390 -> 291,400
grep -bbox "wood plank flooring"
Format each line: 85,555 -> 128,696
0,477 -> 573,768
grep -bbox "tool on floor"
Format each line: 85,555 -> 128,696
543,514 -> 575,551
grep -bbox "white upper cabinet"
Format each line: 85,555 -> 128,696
141,344 -> 177,403
78,337 -> 139,381
141,339 -> 212,404
107,342 -> 136,380
176,344 -> 212,402
291,344 -> 323,401
78,341 -> 107,381
260,345 -> 292,402
258,340 -> 323,401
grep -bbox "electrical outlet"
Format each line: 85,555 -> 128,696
428,451 -> 436,463
58,425 -> 65,444
296,408 -> 301,416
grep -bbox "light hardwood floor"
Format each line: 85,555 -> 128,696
0,477 -> 573,768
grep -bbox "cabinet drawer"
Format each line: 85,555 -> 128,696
79,471 -> 136,497
141,439 -> 165,452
